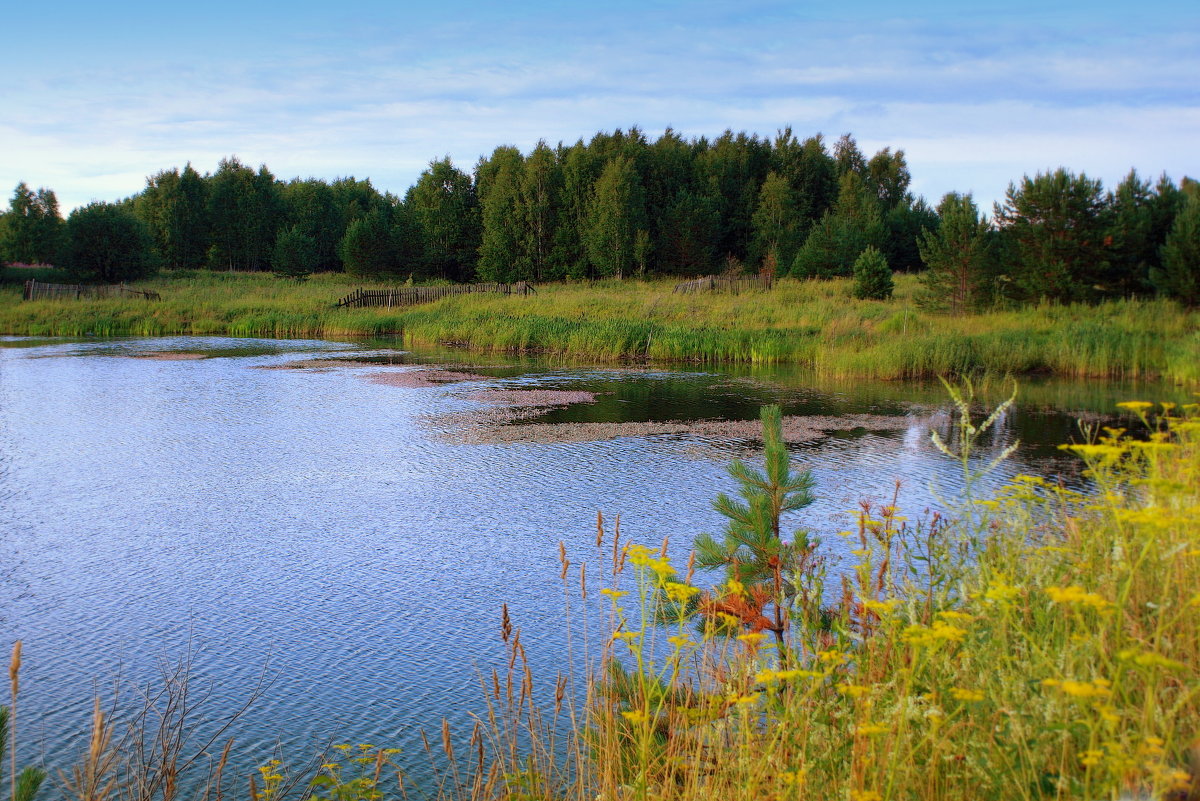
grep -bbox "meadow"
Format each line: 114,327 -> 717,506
2,270 -> 1197,383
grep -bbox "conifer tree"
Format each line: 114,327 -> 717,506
692,405 -> 817,651
658,190 -> 720,275
792,172 -> 884,278
917,193 -> 993,314
271,224 -> 317,280
852,245 -> 893,299
993,169 -> 1110,303
1152,189 -> 1200,306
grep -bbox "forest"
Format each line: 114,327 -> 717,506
1,127 -> 1197,308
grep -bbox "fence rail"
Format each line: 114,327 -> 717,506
335,281 -> 536,309
22,279 -> 161,301
672,274 -> 773,295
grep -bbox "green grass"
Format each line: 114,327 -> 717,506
1,271 -> 1197,382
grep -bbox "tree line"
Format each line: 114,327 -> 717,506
1,126 -> 1197,307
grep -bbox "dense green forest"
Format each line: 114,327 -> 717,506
2,127 -> 1197,306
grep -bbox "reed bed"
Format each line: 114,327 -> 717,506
0,272 -> 1196,381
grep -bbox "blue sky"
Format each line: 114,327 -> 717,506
3,0 -> 1197,212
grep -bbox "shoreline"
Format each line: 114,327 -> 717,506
2,272 -> 1196,384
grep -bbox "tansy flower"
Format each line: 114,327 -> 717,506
621,709 -> 648,725
1046,585 -> 1113,611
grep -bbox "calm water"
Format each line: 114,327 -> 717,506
0,336 -> 1172,785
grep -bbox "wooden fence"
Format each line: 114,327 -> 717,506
22,279 -> 161,301
335,281 -> 536,309
672,274 -> 773,295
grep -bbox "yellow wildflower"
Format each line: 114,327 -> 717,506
863,598 -> 901,615
902,620 -> 968,648
818,649 -> 849,664
1042,678 -> 1111,699
982,579 -> 1021,604
663,582 -> 699,603
626,544 -> 654,566
781,769 -> 807,785
1045,585 -> 1113,611
837,683 -> 871,698
647,556 -> 675,580
667,635 -> 695,649
950,687 -> 984,702
1116,401 -> 1153,412
1080,749 -> 1104,767
1116,649 -> 1184,670
599,588 -> 628,599
621,709 -> 648,725
851,791 -> 882,801
857,724 -> 889,736
756,668 -> 824,683
738,632 -> 767,645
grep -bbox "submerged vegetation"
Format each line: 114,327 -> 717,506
2,272 -> 1197,383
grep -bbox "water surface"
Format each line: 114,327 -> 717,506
0,336 -> 1172,785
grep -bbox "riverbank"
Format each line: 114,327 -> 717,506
2,270 -> 1197,381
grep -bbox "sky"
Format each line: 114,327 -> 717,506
3,0 -> 1197,213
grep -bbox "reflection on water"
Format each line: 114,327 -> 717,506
0,336 -> 1172,785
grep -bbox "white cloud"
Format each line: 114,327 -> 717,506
1,7 -> 1196,211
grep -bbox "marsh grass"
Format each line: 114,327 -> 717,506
1,273 -> 1196,382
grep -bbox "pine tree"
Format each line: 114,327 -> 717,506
1152,190 -> 1200,306
993,168 -> 1110,303
658,190 -> 720,275
338,209 -> 395,278
852,245 -> 893,300
271,225 -> 317,280
917,193 -> 993,314
792,172 -> 884,278
692,405 -> 817,651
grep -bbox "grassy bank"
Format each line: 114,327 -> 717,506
2,271 -> 1197,381
489,399 -> 1200,801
